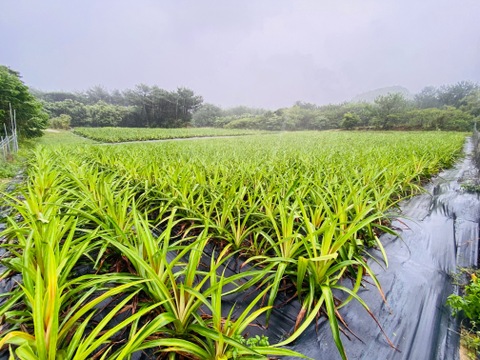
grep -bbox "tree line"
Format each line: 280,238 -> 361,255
193,81 -> 480,132
33,84 -> 203,129
39,81 -> 479,132
2,63 -> 479,138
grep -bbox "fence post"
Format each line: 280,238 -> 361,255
13,108 -> 18,152
1,103 -> 18,160
1,137 -> 6,161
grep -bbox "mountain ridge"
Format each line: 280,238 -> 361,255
352,86 -> 413,103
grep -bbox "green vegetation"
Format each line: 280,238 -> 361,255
461,183 -> 480,193
0,159 -> 19,180
0,131 -> 466,359
49,114 -> 71,130
448,270 -> 480,359
0,65 -> 48,185
36,130 -> 95,146
0,131 -> 93,190
32,80 -> 479,132
73,127 -> 264,143
0,66 -> 48,138
448,272 -> 480,321
35,84 -> 203,128
192,81 -> 478,131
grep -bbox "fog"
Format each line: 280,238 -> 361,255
1,0 -> 479,108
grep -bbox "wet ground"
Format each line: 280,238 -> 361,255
286,138 -> 480,359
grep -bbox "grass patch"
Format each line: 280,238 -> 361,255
0,147 -> 31,184
37,129 -> 96,146
0,158 -> 19,179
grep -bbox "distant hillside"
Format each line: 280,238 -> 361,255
352,86 -> 413,103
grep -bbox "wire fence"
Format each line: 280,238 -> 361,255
1,133 -> 18,161
1,104 -> 18,161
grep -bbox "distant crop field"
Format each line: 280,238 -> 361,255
73,126 -> 264,143
0,131 -> 466,359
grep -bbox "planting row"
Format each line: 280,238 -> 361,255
0,131 -> 466,359
73,127 -> 263,143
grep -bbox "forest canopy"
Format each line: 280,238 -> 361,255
34,84 -> 203,129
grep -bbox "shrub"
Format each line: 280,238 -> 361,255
49,114 -> 71,129
447,272 -> 480,322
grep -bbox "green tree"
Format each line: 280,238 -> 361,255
110,89 -> 127,106
293,101 -> 318,110
223,105 -> 266,117
341,102 -> 372,127
224,116 -> 262,129
43,99 -> 89,127
461,89 -> 480,117
86,101 -> 131,127
414,86 -> 440,109
341,112 -> 360,129
0,65 -> 48,138
371,93 -> 409,129
123,84 -> 152,127
49,114 -> 71,130
31,89 -> 81,103
406,107 -> 473,131
84,85 -> 112,105
283,105 -> 328,130
441,107 -> 474,130
124,85 -> 202,128
314,103 -> 350,129
437,81 -> 479,108
192,103 -> 223,127
175,87 -> 203,127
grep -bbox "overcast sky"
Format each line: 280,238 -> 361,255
1,0 -> 479,108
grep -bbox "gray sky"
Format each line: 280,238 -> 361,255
1,0 -> 479,109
